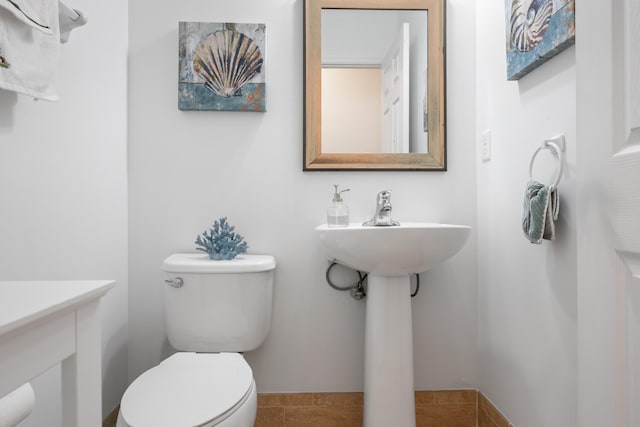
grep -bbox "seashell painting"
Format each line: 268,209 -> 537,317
193,30 -> 263,98
179,22 -> 266,111
504,0 -> 574,80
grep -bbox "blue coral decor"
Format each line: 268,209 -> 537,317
195,217 -> 249,260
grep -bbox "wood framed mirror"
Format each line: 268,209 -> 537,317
304,0 -> 445,171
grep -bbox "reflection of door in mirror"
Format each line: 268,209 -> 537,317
381,23 -> 409,153
320,9 -> 427,154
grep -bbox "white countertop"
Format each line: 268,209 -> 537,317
0,281 -> 115,336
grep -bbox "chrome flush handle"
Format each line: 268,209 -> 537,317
165,277 -> 183,288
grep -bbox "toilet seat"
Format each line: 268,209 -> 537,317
119,352 -> 254,427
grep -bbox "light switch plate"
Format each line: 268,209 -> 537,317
481,130 -> 491,161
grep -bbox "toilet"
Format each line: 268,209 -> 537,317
117,253 -> 276,427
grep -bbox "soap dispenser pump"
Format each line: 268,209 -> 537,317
327,184 -> 350,227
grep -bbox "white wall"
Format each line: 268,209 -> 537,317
128,0 -> 478,393
475,2 -> 577,426
0,0 -> 128,424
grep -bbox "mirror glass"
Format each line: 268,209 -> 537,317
304,0 -> 445,171
321,9 -> 428,154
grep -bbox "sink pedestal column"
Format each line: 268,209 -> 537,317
364,274 -> 415,427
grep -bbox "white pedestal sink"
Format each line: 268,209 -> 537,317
316,223 -> 471,427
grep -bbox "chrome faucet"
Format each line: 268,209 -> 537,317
363,190 -> 400,226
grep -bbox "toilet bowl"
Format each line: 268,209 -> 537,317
117,353 -> 256,427
117,253 -> 276,427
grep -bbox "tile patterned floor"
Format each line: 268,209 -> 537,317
106,389 -> 513,426
256,390 -> 478,427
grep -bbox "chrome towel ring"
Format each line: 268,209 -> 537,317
529,135 -> 565,190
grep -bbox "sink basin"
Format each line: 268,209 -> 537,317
316,222 -> 471,276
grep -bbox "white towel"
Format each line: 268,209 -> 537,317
0,0 -> 60,101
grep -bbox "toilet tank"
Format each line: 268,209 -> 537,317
161,253 -> 276,353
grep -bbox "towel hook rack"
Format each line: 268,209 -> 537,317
528,135 -> 565,190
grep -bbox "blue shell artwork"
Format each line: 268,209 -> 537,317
505,0 -> 575,80
178,22 -> 266,112
195,217 -> 249,260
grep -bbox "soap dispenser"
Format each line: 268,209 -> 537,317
327,184 -> 350,227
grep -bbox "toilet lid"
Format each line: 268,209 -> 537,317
120,352 -> 253,427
